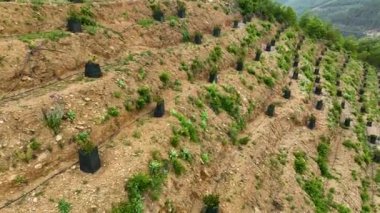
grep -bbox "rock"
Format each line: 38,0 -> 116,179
33,197 -> 38,203
21,76 -> 33,81
84,97 -> 91,102
76,126 -> 86,130
34,163 -> 42,169
0,120 -> 4,124
55,134 -> 63,142
37,152 -> 49,162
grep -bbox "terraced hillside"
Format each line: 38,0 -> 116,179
0,1 -> 379,212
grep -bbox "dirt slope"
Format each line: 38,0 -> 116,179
0,0 -> 379,212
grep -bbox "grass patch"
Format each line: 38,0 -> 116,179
137,18 -> 154,28
316,137 -> 334,179
294,151 -> 307,174
19,30 -> 69,43
170,110 -> 199,143
58,199 -> 72,213
342,139 -> 360,153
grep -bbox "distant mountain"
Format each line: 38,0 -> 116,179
277,0 -> 380,37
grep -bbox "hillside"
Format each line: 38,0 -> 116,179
0,1 -> 379,213
277,0 -> 380,37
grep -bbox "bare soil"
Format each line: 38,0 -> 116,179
0,1 -> 378,212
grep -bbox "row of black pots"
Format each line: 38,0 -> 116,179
265,103 -> 317,129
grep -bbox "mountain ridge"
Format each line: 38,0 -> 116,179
277,0 -> 380,37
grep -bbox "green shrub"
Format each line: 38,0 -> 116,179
172,159 -> 185,176
181,27 -> 191,42
171,110 -> 199,142
68,6 -> 97,27
66,110 -> 76,122
342,140 -> 360,153
294,151 -> 307,174
159,72 -> 171,87
203,194 -> 219,208
74,131 -> 95,154
29,138 -> 41,151
137,18 -> 154,28
136,86 -> 151,110
179,148 -> 193,162
259,75 -> 275,88
238,136 -> 250,145
43,106 -> 64,135
302,177 -> 332,213
125,173 -> 152,199
317,139 -> 333,178
107,107 -> 120,117
170,133 -> 180,147
201,152 -> 210,165
58,199 -> 72,213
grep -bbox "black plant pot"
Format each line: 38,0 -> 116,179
233,20 -> 239,28
344,118 -> 351,127
369,135 -> 377,144
314,86 -> 322,95
270,39 -> 276,46
336,73 -> 341,78
154,101 -> 165,117
360,106 -> 367,114
85,62 -> 102,78
283,89 -> 291,99
153,11 -> 164,22
68,0 -> 83,3
243,14 -> 252,23
177,9 -> 186,18
294,54 -> 299,61
194,34 -> 203,45
67,19 -> 82,33
275,33 -> 280,40
79,147 -> 101,173
236,61 -> 244,71
343,63 -> 347,69
293,61 -> 299,68
359,88 -> 365,95
363,82 -> 367,88
265,43 -> 271,52
316,100 -> 323,110
315,77 -> 321,83
209,73 -> 218,83
367,121 -> 372,127
292,71 -> 299,80
336,80 -> 340,86
212,27 -> 221,37
314,68 -> 320,75
358,96 -> 364,103
307,117 -> 316,130
297,44 -> 301,50
205,206 -> 219,213
336,90 -> 342,97
341,101 -> 345,109
255,52 -> 262,61
266,104 -> 275,117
